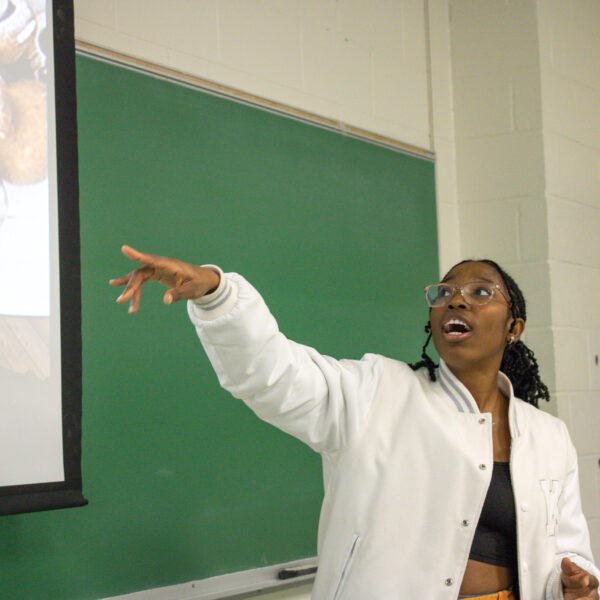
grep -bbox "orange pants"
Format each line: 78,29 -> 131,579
458,590 -> 514,600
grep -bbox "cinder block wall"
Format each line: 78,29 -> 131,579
448,1 -> 552,409
537,0 -> 600,556
449,0 -> 599,561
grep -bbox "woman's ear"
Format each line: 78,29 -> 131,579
507,317 -> 525,345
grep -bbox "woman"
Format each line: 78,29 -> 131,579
111,245 -> 599,600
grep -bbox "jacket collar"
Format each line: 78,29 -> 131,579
437,359 -> 522,438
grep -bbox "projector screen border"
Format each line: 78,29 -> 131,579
0,0 -> 87,516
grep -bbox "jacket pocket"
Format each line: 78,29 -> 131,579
330,534 -> 361,600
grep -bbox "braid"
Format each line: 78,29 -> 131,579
500,340 -> 549,407
410,259 -> 550,407
408,322 -> 438,382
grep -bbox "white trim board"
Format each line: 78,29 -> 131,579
102,557 -> 318,600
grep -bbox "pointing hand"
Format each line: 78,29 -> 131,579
109,245 -> 220,314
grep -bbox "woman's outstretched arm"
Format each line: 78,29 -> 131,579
110,246 -> 382,453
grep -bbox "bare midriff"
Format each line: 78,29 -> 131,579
459,559 -> 514,595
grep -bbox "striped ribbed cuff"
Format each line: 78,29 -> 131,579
189,265 -> 238,321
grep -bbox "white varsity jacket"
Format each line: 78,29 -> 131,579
187,270 -> 600,600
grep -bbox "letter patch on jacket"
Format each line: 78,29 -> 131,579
540,479 -> 563,536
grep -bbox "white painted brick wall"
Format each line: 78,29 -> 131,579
537,0 -> 600,559
449,0 -> 554,416
450,2 -> 540,78
428,0 -> 461,273
451,0 -> 600,560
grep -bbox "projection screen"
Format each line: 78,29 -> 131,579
0,0 -> 85,514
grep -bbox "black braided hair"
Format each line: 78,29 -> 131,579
409,259 -> 550,407
408,322 -> 438,382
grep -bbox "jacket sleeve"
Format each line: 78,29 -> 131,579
545,432 -> 600,599
186,270 -> 383,454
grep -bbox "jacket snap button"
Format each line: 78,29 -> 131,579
478,417 -> 486,424
521,502 -> 528,512
479,463 -> 487,470
445,578 -> 453,586
461,519 -> 470,527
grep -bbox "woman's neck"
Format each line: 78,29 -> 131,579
446,362 -> 504,412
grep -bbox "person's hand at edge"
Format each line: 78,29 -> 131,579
109,245 -> 220,314
562,557 -> 600,600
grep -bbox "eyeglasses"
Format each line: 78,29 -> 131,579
424,281 -> 511,308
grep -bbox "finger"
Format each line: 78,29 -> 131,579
128,282 -> 143,314
121,244 -> 161,267
561,559 -> 591,588
562,574 -> 581,588
122,245 -> 185,284
109,274 -> 133,287
562,558 -> 581,577
562,570 -> 587,587
117,267 -> 152,303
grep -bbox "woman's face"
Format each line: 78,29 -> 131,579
429,261 -> 523,373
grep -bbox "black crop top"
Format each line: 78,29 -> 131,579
469,461 -> 517,568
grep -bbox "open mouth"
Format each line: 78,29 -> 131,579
442,318 -> 472,340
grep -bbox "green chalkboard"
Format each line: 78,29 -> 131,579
0,55 -> 438,600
